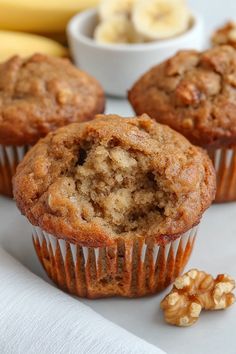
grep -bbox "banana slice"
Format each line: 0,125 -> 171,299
132,0 -> 191,40
99,0 -> 137,21
94,16 -> 141,44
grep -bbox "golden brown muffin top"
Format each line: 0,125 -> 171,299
129,46 -> 236,148
212,22 -> 236,49
0,54 -> 105,146
13,114 -> 216,247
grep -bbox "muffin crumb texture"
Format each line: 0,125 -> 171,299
74,144 -> 173,234
129,45 -> 236,147
13,114 -> 215,246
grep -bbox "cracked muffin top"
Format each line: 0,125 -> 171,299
13,114 -> 215,247
129,45 -> 236,148
0,54 -> 105,146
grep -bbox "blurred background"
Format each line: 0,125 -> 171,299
0,0 -> 234,58
189,0 -> 235,32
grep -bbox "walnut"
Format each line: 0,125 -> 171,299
175,82 -> 201,106
160,269 -> 235,327
212,21 -> 236,49
56,88 -> 73,105
182,118 -> 194,129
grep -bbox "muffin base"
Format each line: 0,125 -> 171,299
208,146 -> 236,203
32,226 -> 197,299
0,145 -> 28,197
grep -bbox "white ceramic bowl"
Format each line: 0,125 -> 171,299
67,9 -> 204,97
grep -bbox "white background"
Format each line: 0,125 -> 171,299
1,1 -> 236,353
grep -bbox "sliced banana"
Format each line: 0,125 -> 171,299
94,16 -> 141,44
132,0 -> 191,40
99,0 -> 137,21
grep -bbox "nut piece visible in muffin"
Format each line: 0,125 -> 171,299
13,114 -> 216,247
212,21 -> 236,49
129,45 -> 236,148
0,54 -> 105,146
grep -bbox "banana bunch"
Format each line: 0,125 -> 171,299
0,0 -> 100,33
94,0 -> 191,44
0,0 -> 101,62
0,31 -> 68,62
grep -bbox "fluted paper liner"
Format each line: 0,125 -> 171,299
208,147 -> 236,203
32,226 -> 197,298
0,145 -> 29,197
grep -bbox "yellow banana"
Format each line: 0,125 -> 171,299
40,32 -> 68,46
0,31 -> 68,62
0,0 -> 100,33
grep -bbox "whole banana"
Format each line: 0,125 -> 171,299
0,31 -> 68,61
0,0 -> 100,33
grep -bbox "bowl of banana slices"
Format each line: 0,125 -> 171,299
67,0 -> 204,97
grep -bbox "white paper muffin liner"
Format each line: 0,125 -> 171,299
208,147 -> 236,202
0,144 -> 29,197
32,225 -> 198,298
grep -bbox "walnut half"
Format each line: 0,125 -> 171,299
160,269 -> 235,327
212,21 -> 236,49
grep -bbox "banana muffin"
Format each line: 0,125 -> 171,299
13,114 -> 216,298
212,21 -> 236,49
0,53 -> 105,197
129,45 -> 236,202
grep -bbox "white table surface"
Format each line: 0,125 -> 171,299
1,1 -> 236,353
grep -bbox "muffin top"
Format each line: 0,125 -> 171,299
129,46 -> 236,148
0,54 -> 105,146
212,22 -> 236,49
13,114 -> 215,247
